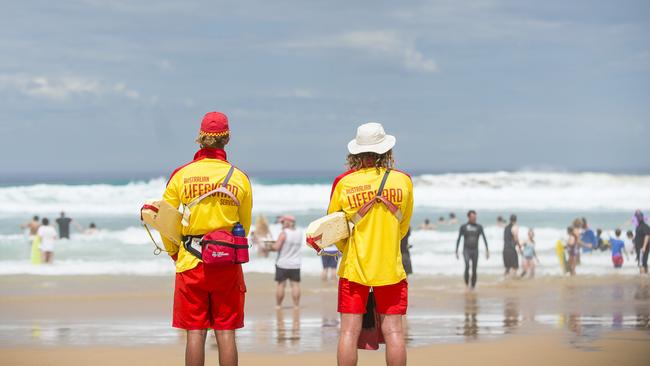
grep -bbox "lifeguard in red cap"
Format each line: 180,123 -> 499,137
160,111 -> 253,366
328,122 -> 413,366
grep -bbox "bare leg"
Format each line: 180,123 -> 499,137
214,330 -> 238,366
380,314 -> 407,366
290,280 -> 300,308
276,281 -> 286,308
321,269 -> 328,282
337,313 -> 362,366
185,329 -> 207,366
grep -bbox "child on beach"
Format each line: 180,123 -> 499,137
520,228 -> 540,278
609,229 -> 628,268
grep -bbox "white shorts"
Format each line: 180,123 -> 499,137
40,242 -> 54,252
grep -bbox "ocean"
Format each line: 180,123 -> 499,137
1,171 -> 648,277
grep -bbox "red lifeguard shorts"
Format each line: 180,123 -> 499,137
173,262 -> 246,330
337,278 -> 408,315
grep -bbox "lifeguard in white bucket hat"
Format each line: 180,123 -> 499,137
326,122 -> 414,365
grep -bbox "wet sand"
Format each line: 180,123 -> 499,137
1,273 -> 649,365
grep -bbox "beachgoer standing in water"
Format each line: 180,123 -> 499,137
321,245 -> 340,282
160,111 -> 252,366
634,211 -> 650,274
520,228 -> 540,278
327,122 -> 413,366
455,210 -> 489,289
36,218 -> 58,263
265,215 -> 303,308
55,211 -> 78,239
503,214 -> 521,277
21,215 -> 40,252
609,229 -> 629,268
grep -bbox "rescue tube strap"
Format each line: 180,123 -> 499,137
350,169 -> 403,225
306,234 -> 340,257
182,165 -> 239,226
142,223 -> 174,256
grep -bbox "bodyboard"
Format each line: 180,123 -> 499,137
141,200 -> 182,246
555,240 -> 567,273
30,236 -> 41,265
305,212 -> 351,249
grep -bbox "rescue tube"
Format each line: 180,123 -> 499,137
305,212 -> 351,251
141,200 -> 183,246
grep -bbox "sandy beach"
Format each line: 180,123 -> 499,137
1,273 -> 649,365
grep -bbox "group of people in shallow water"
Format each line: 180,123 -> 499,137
20,212 -> 96,264
420,209 -> 650,290
453,211 -> 540,289
564,211 -> 650,276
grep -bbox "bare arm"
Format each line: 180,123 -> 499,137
270,232 -> 286,252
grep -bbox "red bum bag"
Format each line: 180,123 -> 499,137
201,230 -> 249,266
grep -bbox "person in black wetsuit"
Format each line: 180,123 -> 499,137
503,214 -> 521,276
634,211 -> 650,274
455,210 -> 489,289
55,211 -> 74,239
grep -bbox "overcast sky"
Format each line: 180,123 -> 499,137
0,0 -> 648,179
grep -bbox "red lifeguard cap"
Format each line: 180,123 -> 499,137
200,112 -> 229,136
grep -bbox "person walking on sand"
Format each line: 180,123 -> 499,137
503,214 -> 521,277
633,211 -> 650,274
520,229 -> 540,278
455,210 -> 489,289
36,218 -> 58,263
325,122 -> 414,366
159,111 -> 253,366
265,215 -> 303,308
609,229 -> 629,269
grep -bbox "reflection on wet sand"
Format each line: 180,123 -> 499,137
461,292 -> 479,339
276,307 -> 301,344
503,297 -> 519,334
634,283 -> 649,330
4,279 -> 650,351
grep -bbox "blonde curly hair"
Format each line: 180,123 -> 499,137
346,150 -> 394,172
196,134 -> 229,149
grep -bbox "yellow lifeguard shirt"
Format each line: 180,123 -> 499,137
327,167 -> 413,286
161,148 -> 253,273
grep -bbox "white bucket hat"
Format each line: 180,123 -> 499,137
347,122 -> 396,155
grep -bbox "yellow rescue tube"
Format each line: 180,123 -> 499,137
555,239 -> 567,273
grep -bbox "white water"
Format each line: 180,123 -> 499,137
0,171 -> 647,277
0,172 -> 649,215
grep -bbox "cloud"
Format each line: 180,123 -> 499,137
0,74 -> 140,101
284,31 -> 438,73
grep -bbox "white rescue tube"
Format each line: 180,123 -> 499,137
141,200 -> 183,247
305,212 -> 351,250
